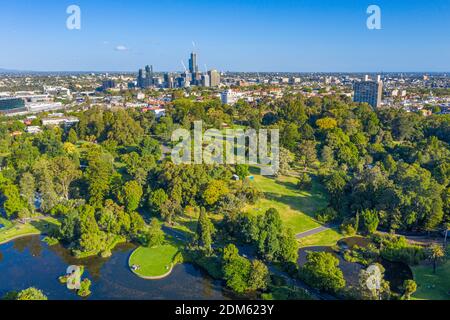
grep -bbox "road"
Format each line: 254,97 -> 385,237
295,225 -> 332,240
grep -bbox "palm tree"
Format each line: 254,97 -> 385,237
427,244 -> 445,274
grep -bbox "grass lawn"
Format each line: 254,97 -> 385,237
129,242 -> 179,279
412,248 -> 450,300
244,173 -> 329,234
297,229 -> 344,248
0,217 -> 60,245
170,207 -> 223,240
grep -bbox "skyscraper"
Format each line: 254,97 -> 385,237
102,79 -> 116,91
145,65 -> 153,79
164,73 -> 175,89
353,75 -> 383,108
189,52 -> 198,74
137,69 -> 144,88
145,65 -> 154,87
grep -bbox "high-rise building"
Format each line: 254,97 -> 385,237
353,75 -> 383,108
208,70 -> 221,87
137,69 -> 144,88
145,65 -> 153,80
102,80 -> 116,91
164,73 -> 175,89
137,65 -> 155,89
189,52 -> 198,74
201,74 -> 210,87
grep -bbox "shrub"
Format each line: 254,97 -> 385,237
379,236 -> 426,265
297,173 -> 313,191
78,279 -> 92,297
340,221 -> 357,236
316,207 -> 338,224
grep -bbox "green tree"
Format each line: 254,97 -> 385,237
78,205 -> 103,253
301,251 -> 346,293
148,188 -> 169,214
361,209 -> 380,235
119,180 -> 143,212
222,244 -> 252,294
78,279 -> 92,297
67,128 -> 78,144
196,208 -> 215,253
203,180 -> 229,207
2,184 -> 27,219
33,158 -> 59,213
427,244 -> 445,274
297,140 -> 318,171
146,219 -> 165,247
51,156 -> 81,200
85,149 -> 114,208
139,136 -> 162,158
235,164 -> 250,180
248,260 -> 270,291
257,208 -> 283,261
129,211 -> 145,238
278,228 -> 299,263
402,280 -> 417,300
19,172 -> 36,212
59,209 -> 80,243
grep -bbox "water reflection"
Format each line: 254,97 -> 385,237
0,236 -> 230,300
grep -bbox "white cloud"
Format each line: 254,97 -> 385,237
115,45 -> 128,51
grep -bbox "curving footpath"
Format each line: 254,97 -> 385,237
0,232 -> 41,245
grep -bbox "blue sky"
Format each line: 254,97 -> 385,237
1,0 -> 449,72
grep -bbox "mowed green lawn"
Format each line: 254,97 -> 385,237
0,217 -> 60,245
129,244 -> 179,278
412,248 -> 450,300
245,173 -> 329,234
297,229 -> 344,248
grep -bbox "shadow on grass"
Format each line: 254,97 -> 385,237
29,219 -> 60,237
264,193 -> 322,218
274,179 -> 298,191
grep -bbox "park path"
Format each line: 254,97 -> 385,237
295,225 -> 331,240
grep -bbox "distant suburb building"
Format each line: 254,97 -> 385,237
208,70 -> 221,87
42,116 -> 79,128
353,75 -> 383,108
0,97 -> 26,114
221,90 -> 241,105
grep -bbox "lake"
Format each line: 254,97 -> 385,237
0,235 -> 231,300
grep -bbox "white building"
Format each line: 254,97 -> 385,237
26,126 -> 42,134
220,90 -> 242,105
27,102 -> 63,113
42,116 -> 79,127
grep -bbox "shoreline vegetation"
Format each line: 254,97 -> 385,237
0,217 -> 59,245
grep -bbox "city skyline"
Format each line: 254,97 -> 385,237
1,0 -> 450,72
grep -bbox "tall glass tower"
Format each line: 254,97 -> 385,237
189,52 -> 198,74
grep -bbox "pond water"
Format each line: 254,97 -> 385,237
381,260 -> 413,293
337,237 -> 372,249
298,244 -> 413,293
0,236 -> 231,300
